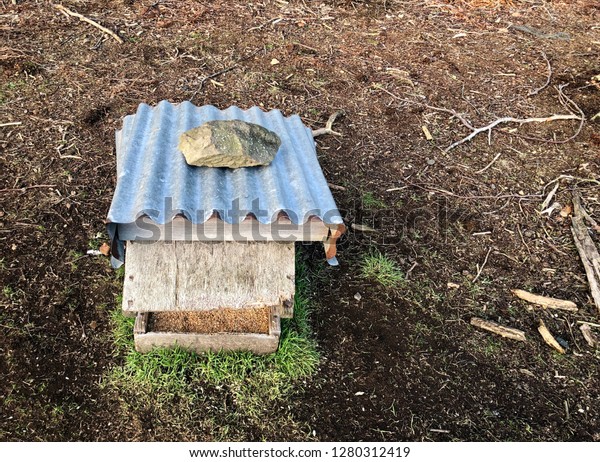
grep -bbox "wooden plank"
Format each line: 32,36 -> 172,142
134,332 -> 280,354
122,241 -> 295,313
118,215 -> 329,242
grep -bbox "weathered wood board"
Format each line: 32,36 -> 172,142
118,215 -> 329,242
122,240 -> 295,313
133,310 -> 281,355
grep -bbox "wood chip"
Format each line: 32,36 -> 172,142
511,289 -> 578,312
537,319 -> 566,354
470,317 -> 526,342
422,125 -> 433,141
579,324 -> 598,348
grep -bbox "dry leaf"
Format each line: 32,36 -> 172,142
99,242 -> 110,256
559,204 -> 572,218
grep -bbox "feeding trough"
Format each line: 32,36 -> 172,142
107,101 -> 345,354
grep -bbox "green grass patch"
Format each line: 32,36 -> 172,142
103,251 -> 321,436
361,250 -> 404,287
362,191 -> 386,209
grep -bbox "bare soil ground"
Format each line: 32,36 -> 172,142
1,0 -> 600,441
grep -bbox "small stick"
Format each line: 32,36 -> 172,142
577,320 -> 600,328
351,223 -> 377,233
0,184 -> 56,193
472,247 -> 492,283
190,64 -> 238,101
189,50 -> 260,102
470,317 -> 526,341
53,4 -> 124,44
312,111 -> 345,137
0,122 -> 21,127
538,319 -> 566,354
512,289 -> 578,312
328,183 -> 346,191
528,51 -> 552,97
474,152 -> 502,174
579,324 -> 598,348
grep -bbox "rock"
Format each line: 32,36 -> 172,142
179,120 -> 281,168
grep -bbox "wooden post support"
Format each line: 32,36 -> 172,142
324,223 -> 346,260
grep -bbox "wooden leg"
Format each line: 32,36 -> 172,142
324,223 -> 346,261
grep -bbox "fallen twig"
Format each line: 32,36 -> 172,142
475,152 -> 502,174
189,65 -> 238,102
577,320 -> 600,328
538,319 -> 565,354
528,51 -> 552,96
0,184 -> 56,193
470,317 -> 526,341
0,121 -> 21,128
512,289 -> 578,312
53,4 -> 123,44
540,181 -> 560,211
188,50 -> 260,102
472,247 -> 492,283
571,191 -> 600,313
579,324 -> 598,348
312,111 -> 345,137
327,183 -> 346,191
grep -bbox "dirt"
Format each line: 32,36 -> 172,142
1,0 -> 600,442
149,308 -> 271,334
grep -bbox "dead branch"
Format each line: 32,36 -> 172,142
572,188 -> 600,230
374,84 -> 584,151
470,317 -> 526,341
528,51 -> 552,97
512,289 -> 578,312
445,113 -> 580,152
53,4 -> 124,44
571,191 -> 600,313
538,319 -> 565,354
579,324 -> 598,348
312,111 -> 345,137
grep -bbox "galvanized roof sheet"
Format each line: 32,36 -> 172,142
107,101 -> 343,228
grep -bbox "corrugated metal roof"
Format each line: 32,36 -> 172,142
108,101 -> 343,226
